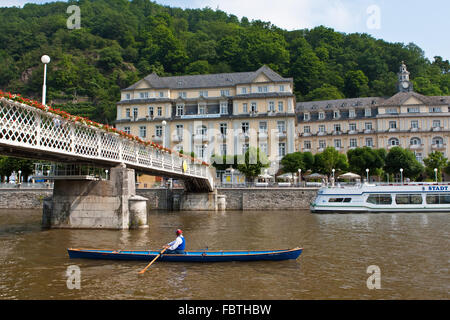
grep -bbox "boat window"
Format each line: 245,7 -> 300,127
426,193 -> 450,204
329,198 -> 344,202
395,194 -> 423,205
343,198 -> 352,203
366,194 -> 392,205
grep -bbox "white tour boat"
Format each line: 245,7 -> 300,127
310,182 -> 450,213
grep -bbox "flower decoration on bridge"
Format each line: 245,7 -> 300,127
0,91 -> 210,167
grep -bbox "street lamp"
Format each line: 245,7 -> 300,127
434,168 -> 438,183
18,170 -> 22,185
105,169 -> 109,180
298,168 -> 302,186
41,55 -> 51,106
332,168 -> 335,187
230,168 -> 235,188
161,120 -> 167,148
366,168 -> 369,182
399,168 -> 403,184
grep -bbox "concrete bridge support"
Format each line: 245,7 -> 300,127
42,164 -> 148,229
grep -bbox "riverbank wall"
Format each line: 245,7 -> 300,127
0,187 -> 319,211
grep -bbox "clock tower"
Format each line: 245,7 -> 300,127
397,61 -> 413,92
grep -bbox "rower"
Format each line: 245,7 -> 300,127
164,229 -> 185,254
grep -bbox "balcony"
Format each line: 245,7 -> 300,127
388,128 -> 398,133
432,126 -> 443,132
348,130 -> 358,135
152,135 -> 163,143
410,127 -> 419,132
193,133 -> 209,143
172,135 -> 183,143
387,144 -> 400,150
364,129 -> 374,134
276,131 -> 287,140
317,147 -> 326,152
302,132 -> 312,137
317,131 -> 327,136
238,131 -> 250,141
216,134 -> 227,142
332,130 -> 343,136
258,131 -> 268,140
408,143 -> 424,150
431,143 -> 446,150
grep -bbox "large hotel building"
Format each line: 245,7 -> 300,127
115,63 -> 449,177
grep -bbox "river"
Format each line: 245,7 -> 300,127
0,209 -> 448,299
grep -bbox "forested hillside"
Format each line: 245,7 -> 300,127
0,0 -> 449,123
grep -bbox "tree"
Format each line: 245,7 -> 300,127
344,70 -> 370,97
236,147 -> 270,181
210,154 -> 238,171
313,147 -> 348,177
423,151 -> 448,182
347,147 -> 386,177
280,152 -> 304,173
304,84 -> 344,101
384,147 -> 424,179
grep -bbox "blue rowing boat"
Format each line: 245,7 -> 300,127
67,247 -> 302,262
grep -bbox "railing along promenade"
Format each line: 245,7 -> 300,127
0,93 -> 214,191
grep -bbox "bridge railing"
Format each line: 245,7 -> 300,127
0,96 -> 214,191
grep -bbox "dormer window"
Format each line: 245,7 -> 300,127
268,101 -> 275,112
178,92 -> 187,99
176,104 -> 184,116
241,87 -> 247,94
139,92 -> 149,99
333,110 -> 340,119
318,112 -> 325,120
198,104 -> 206,115
279,85 -> 285,92
365,108 -> 372,117
304,113 -> 310,121
220,89 -> 230,96
220,102 -> 228,115
159,92 -> 164,98
349,109 -> 356,118
199,90 -> 208,97
257,86 -> 268,93
125,93 -> 131,100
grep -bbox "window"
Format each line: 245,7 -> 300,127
220,123 -> 228,135
349,123 -> 357,132
318,112 -> 325,120
432,137 -> 444,146
196,145 -> 206,159
157,107 -> 162,117
334,139 -> 342,148
196,125 -> 207,136
334,124 -> 341,132
396,194 -> 423,205
139,92 -> 149,99
258,86 -> 268,93
426,194 -> 450,204
139,126 -> 146,138
220,89 -> 230,96
410,137 -> 421,145
124,127 -> 130,134
429,107 -> 442,113
387,108 -> 398,114
243,103 -> 248,113
329,198 -> 352,203
333,110 -> 340,119
251,102 -> 257,113
198,104 -> 206,115
176,125 -> 183,138
259,122 -> 267,133
268,101 -> 275,112
126,108 -> 131,118
350,138 -> 357,148
259,143 -> 268,155
304,113 -> 310,121
178,92 -> 187,99
155,125 -> 163,137
220,144 -> 227,156
349,109 -> 356,118
278,101 -> 284,112
220,102 -> 228,115
365,122 -> 373,130
241,87 -> 247,94
304,126 -> 311,134
176,104 -> 184,116
242,122 -> 249,133
407,107 -> 419,113
415,152 -> 423,163
199,90 -> 208,97
279,85 -> 285,92
278,143 -> 286,157
389,121 -> 397,129
318,125 -> 326,133
133,107 -> 138,119
365,108 -> 372,117
319,140 -> 326,149
366,138 -> 374,147
159,92 -> 164,98
125,93 -> 131,100
304,141 -> 311,150
277,121 -> 286,133
411,120 -> 419,129
242,143 -> 249,154
389,138 -> 400,146
366,194 -> 392,205
433,120 -> 441,128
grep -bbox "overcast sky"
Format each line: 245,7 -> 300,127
2,0 -> 449,61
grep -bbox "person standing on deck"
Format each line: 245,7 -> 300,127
164,229 -> 185,254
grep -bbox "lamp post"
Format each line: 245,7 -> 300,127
332,168 -> 335,187
161,120 -> 167,149
105,169 -> 109,180
298,168 -> 302,187
434,168 -> 438,183
18,170 -> 22,186
400,168 -> 403,184
231,168 -> 235,188
366,168 -> 369,183
41,55 -> 51,106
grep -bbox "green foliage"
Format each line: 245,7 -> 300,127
210,154 -> 238,171
236,147 -> 270,180
347,147 -> 386,177
384,147 -> 424,179
280,151 -> 315,173
0,157 -> 34,182
423,151 -> 448,181
0,0 -> 447,127
313,147 -> 348,176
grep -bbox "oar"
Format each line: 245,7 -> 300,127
138,248 -> 167,275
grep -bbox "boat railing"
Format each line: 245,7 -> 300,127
325,181 -> 450,188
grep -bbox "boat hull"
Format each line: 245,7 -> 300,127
67,248 -> 303,262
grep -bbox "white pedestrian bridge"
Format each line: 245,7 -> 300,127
0,95 -> 214,192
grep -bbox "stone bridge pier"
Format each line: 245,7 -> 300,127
42,164 -> 148,229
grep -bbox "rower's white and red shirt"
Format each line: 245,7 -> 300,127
167,235 -> 185,250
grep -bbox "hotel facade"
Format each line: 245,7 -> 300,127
116,63 -> 450,177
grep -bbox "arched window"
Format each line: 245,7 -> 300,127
432,137 -> 444,146
389,138 -> 400,146
410,137 -> 421,145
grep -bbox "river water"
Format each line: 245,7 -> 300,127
0,209 -> 448,300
